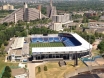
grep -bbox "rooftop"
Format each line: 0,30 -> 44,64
11,37 -> 24,50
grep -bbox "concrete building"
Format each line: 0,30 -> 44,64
2,4 -> 14,10
50,13 -> 73,31
52,14 -> 70,23
52,23 -> 63,31
0,3 -> 47,23
8,37 -> 29,62
47,0 -> 57,18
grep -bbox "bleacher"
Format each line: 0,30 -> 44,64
31,35 -> 81,47
38,38 -> 43,42
69,37 -> 81,46
43,37 -> 48,42
49,37 -> 54,42
61,37 -> 68,41
63,39 -> 75,46
31,37 -> 61,43
54,37 -> 60,42
31,38 -> 37,43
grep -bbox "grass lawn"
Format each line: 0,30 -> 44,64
92,49 -> 100,56
30,42 -> 64,47
35,60 -> 86,78
0,55 -> 18,74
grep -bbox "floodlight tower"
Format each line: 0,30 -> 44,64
74,52 -> 78,66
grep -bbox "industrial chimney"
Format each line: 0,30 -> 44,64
37,5 -> 42,19
24,2 -> 28,8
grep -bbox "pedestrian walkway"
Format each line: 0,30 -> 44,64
65,66 -> 104,78
27,62 -> 46,78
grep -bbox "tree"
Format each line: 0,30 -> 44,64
82,16 -> 89,23
0,44 -> 5,54
5,66 -> 11,72
20,30 -> 27,37
99,50 -> 104,55
98,40 -> 104,51
38,66 -> 41,73
44,66 -> 47,71
2,71 -> 11,78
4,40 -> 8,46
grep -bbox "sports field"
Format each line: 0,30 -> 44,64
30,42 -> 64,47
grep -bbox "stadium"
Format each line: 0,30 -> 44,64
30,33 -> 92,60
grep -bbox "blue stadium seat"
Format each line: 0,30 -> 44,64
37,38 -> 43,42
61,37 -> 68,41
43,37 -> 49,42
54,37 -> 60,42
69,37 -> 81,46
31,38 -> 37,43
49,37 -> 54,42
63,39 -> 75,46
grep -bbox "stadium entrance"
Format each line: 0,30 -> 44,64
32,52 -> 89,60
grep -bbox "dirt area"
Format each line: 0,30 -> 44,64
35,60 -> 86,78
92,39 -> 101,50
84,61 -> 99,66
95,58 -> 104,65
12,68 -> 26,77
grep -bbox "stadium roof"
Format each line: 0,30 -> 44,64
32,46 -> 87,53
11,37 -> 24,49
32,33 -> 92,53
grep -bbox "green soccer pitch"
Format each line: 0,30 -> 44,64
30,42 -> 65,47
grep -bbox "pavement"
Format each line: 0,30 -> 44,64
27,62 -> 46,78
5,56 -> 7,62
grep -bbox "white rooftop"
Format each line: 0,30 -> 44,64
11,37 -> 24,49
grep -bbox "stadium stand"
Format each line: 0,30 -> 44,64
49,37 -> 54,42
63,39 -> 75,46
69,37 -> 81,46
31,38 -> 37,43
43,37 -> 48,42
61,37 -> 68,41
31,34 -> 82,47
54,37 -> 60,42
38,38 -> 43,42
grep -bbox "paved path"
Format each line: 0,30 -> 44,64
27,62 -> 46,78
65,66 -> 104,78
5,56 -> 7,62
27,63 -> 36,78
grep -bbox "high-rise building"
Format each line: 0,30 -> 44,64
47,0 -> 57,19
0,3 -> 47,23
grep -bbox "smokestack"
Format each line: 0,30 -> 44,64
37,5 -> 42,19
50,0 -> 53,7
24,2 -> 28,8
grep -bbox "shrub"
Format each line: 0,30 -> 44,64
38,66 -> 41,73
5,66 -> 11,72
4,41 -> 8,46
44,66 -> 47,71
2,71 -> 11,78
